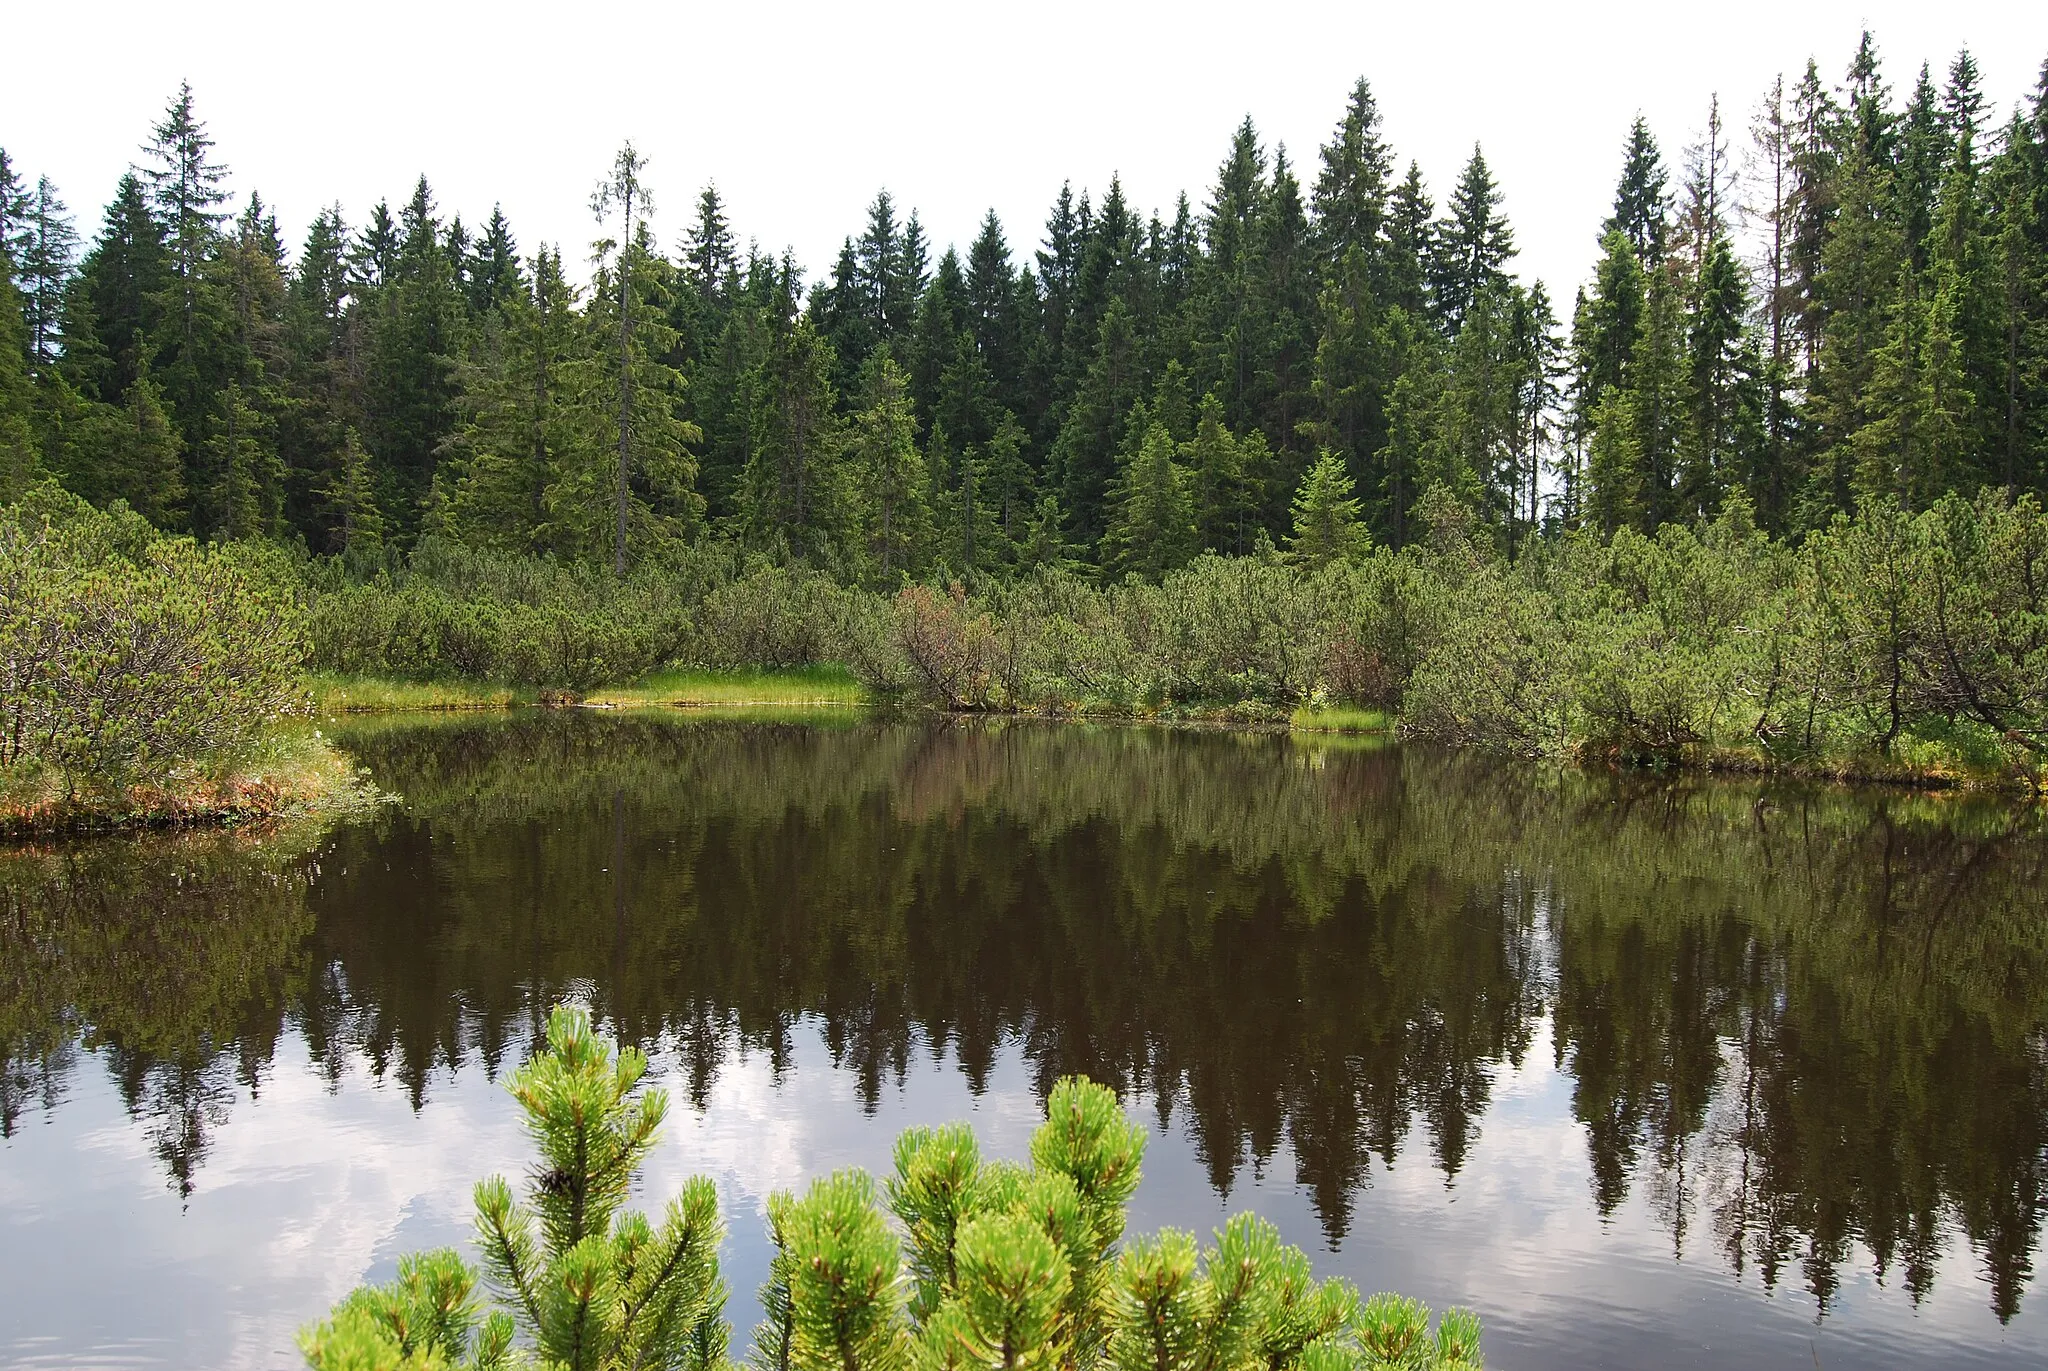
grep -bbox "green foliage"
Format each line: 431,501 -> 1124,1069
0,482 -> 305,795
1288,451 -> 1370,567
297,1250 -> 514,1371
304,1006 -> 1477,1371
6,40 -> 2045,787
303,1004 -> 728,1371
747,1073 -> 1480,1371
1103,421 -> 1196,581
301,538 -> 721,691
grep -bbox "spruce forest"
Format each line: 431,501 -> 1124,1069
6,33 -> 2045,568
5,31 -> 2048,791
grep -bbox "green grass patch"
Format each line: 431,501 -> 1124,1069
2,726 -> 384,836
311,673 -> 534,714
588,666 -> 867,708
1291,704 -> 1396,734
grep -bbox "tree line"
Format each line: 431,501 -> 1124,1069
4,30 -> 2046,579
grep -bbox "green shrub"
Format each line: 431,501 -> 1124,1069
288,489 -> 2048,783
302,1005 -> 1486,1371
303,539 -> 713,691
0,483 -> 306,795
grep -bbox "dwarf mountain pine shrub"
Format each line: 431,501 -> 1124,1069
302,1005 -> 1484,1371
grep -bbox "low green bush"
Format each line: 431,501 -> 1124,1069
0,483 -> 306,797
283,484 -> 2048,782
301,1005 -> 1486,1371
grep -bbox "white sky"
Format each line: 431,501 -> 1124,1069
5,2 -> 2044,307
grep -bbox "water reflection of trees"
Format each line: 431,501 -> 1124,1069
0,832 -> 314,1195
4,713 -> 2044,1316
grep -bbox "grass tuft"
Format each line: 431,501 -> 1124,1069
0,727 -> 386,837
311,673 -> 535,714
1291,704 -> 1396,735
588,666 -> 867,708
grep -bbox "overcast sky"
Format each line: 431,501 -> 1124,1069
6,2 -> 2044,307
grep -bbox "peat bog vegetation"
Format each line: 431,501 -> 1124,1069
4,19 -> 2048,1371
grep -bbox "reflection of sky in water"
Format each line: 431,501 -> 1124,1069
3,1011 -> 2035,1371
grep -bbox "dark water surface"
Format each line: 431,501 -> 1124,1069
4,713 -> 2046,1369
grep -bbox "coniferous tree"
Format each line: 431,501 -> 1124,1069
205,193 -> 289,539
0,152 -> 25,264
735,316 -> 853,563
683,185 -> 739,301
304,1007 -> 725,1371
1185,391 -> 1257,554
1256,146 -> 1317,464
0,244 -> 34,500
936,430 -> 1002,575
463,206 -> 522,319
1380,162 -> 1435,320
18,177 -> 77,378
908,248 -> 972,438
1894,65 -> 1945,276
1303,245 -> 1390,496
1625,263 -> 1693,527
277,204 -> 355,544
141,81 -> 232,444
565,202 -> 704,566
1808,131 -> 1903,522
1373,319 -> 1447,547
63,174 -> 171,416
1607,117 -> 1671,264
1677,96 -> 1735,275
1433,146 -> 1515,332
591,142 -> 665,573
977,411 -> 1034,561
1787,60 -> 1841,382
1199,119 -> 1270,428
1288,448 -> 1370,566
439,245 -> 579,553
1683,234 -> 1758,517
1746,76 -> 1804,530
851,350 -> 928,579
965,211 -> 1024,416
98,363 -> 185,524
693,249 -> 794,525
1052,298 -> 1144,550
325,427 -> 383,557
1577,233 -> 1648,418
1102,419 -> 1194,580
204,380 -> 281,538
1312,78 -> 1393,275
363,178 -> 466,542
1506,282 -> 1565,541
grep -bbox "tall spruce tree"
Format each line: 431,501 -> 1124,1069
1103,419 -> 1194,580
0,223 -> 34,499
1607,117 -> 1670,264
851,350 -> 928,580
1312,78 -> 1394,273
1433,146 -> 1515,332
18,177 -> 77,377
439,245 -> 580,553
1808,131 -> 1904,522
735,316 -> 854,563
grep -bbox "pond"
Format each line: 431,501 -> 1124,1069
3,712 -> 2045,1369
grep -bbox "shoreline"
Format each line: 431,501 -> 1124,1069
13,672 -> 2031,841
311,670 -> 2042,800
0,732 -> 386,840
